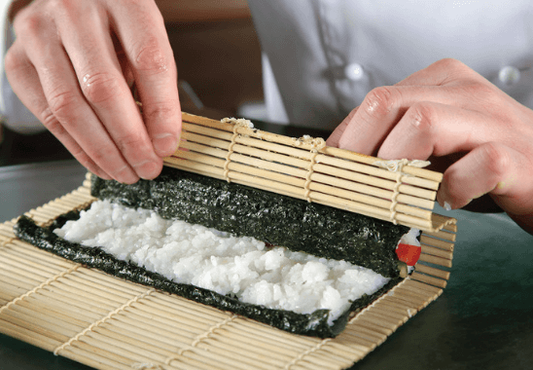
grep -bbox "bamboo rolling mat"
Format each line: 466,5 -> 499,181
165,113 -> 456,233
0,176 -> 456,369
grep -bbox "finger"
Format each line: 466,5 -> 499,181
110,0 -> 181,157
16,20 -> 141,183
5,43 -> 112,180
335,85 -> 435,155
329,59 -> 481,151
54,3 -> 163,179
376,102 -> 483,160
326,107 -> 358,147
334,83 -> 486,156
437,142 -> 531,213
112,35 -> 136,88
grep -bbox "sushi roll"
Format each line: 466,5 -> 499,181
15,167 -> 418,338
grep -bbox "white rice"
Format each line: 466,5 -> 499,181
54,200 -> 391,325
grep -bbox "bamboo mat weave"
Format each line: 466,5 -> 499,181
0,179 -> 456,369
164,113 -> 456,233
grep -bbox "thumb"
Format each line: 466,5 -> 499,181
437,142 -> 526,213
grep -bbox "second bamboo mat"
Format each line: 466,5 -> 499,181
0,181 -> 455,369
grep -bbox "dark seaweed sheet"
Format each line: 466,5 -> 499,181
14,214 -> 401,338
92,167 -> 408,278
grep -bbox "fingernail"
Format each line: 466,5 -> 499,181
134,160 -> 161,180
443,201 -> 452,211
154,134 -> 178,157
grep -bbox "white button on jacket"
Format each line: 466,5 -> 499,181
344,63 -> 365,82
498,66 -> 521,86
248,0 -> 533,129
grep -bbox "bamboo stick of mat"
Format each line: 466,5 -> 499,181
0,180 -> 455,369
164,113 -> 456,233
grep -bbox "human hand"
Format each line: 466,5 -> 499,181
5,0 -> 181,183
327,58 -> 533,234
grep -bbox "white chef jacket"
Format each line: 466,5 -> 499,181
1,0 -> 533,133
0,0 -> 44,134
247,0 -> 533,129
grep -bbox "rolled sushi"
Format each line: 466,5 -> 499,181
91,167 -> 410,278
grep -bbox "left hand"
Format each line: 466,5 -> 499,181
5,0 -> 181,184
326,58 -> 533,234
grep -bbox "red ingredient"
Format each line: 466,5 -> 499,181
396,243 -> 421,266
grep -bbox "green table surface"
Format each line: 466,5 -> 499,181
1,159 -> 531,370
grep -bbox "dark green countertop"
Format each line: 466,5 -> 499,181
352,205 -> 533,370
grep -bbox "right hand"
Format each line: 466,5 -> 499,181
326,59 -> 533,234
5,0 -> 181,183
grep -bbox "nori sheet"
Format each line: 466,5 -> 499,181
91,167 -> 408,278
14,214 -> 401,338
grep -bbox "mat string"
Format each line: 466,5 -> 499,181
374,159 -> 430,225
131,364 -> 164,370
165,314 -> 237,365
223,124 -> 239,183
302,137 -> 326,202
0,221 -> 18,248
0,265 -> 80,315
221,117 -> 254,183
374,159 -> 431,173
54,288 -> 155,356
0,236 -> 17,248
389,173 -> 402,225
284,338 -> 332,370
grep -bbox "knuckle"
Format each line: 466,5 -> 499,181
433,58 -> 473,85
435,58 -> 465,70
13,11 -> 41,35
133,39 -> 170,74
115,132 -> 149,154
74,155 -> 106,179
142,101 -> 180,125
88,145 -> 127,175
408,103 -> 435,133
476,84 -> 497,101
69,145 -> 87,160
48,0 -> 67,7
40,107 -> 63,131
480,142 -> 510,178
47,89 -> 78,120
55,0 -> 77,11
460,80 -> 493,98
80,72 -> 125,105
362,86 -> 396,118
90,147 -> 113,164
3,47 -> 21,74
47,0 -> 77,15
